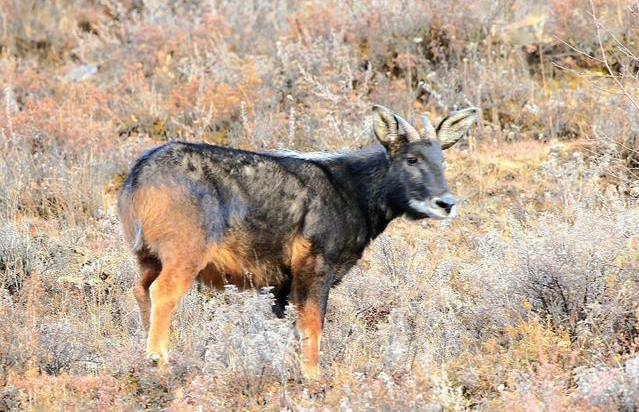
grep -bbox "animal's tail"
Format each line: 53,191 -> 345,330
117,186 -> 145,252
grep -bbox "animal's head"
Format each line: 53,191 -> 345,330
372,104 -> 478,220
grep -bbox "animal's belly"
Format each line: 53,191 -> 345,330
196,261 -> 285,290
195,229 -> 306,291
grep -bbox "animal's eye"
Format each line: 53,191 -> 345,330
406,156 -> 418,165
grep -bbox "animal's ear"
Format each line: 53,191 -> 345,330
372,105 -> 402,155
372,105 -> 419,156
435,107 -> 479,150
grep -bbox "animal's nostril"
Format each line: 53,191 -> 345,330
435,199 -> 452,213
433,195 -> 456,214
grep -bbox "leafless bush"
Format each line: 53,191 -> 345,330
198,287 -> 298,396
37,321 -> 100,375
515,211 -> 637,339
0,221 -> 38,295
326,231 -> 480,381
558,2 -> 639,194
464,197 -> 639,352
0,135 -> 119,223
0,289 -> 25,371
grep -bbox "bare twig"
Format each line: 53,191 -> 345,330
552,63 -> 625,96
550,34 -> 606,64
590,0 -> 639,112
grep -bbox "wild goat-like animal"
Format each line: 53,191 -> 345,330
118,105 -> 478,376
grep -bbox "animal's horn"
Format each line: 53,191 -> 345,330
394,114 -> 421,142
420,114 -> 437,141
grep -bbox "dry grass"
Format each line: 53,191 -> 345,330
1,0 -> 639,410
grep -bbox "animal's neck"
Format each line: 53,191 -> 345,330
319,146 -> 401,240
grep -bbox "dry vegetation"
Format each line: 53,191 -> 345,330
1,0 -> 639,410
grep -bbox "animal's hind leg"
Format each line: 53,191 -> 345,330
146,259 -> 198,366
132,250 -> 162,333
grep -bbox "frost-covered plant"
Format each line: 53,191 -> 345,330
38,321 -> 100,375
0,221 -> 37,295
200,286 -> 298,394
462,201 -> 639,351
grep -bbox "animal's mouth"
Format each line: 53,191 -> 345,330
408,198 -> 458,220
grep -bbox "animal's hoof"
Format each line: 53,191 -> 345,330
146,353 -> 163,367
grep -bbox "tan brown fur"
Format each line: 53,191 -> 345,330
147,261 -> 197,365
288,239 -> 325,376
199,231 -> 274,289
117,190 -> 140,249
297,300 -> 323,376
290,235 -> 312,274
130,185 -> 208,262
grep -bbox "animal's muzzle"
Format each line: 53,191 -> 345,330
408,193 -> 458,219
431,193 -> 457,217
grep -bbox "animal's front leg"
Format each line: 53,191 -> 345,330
297,296 -> 324,374
290,259 -> 332,379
